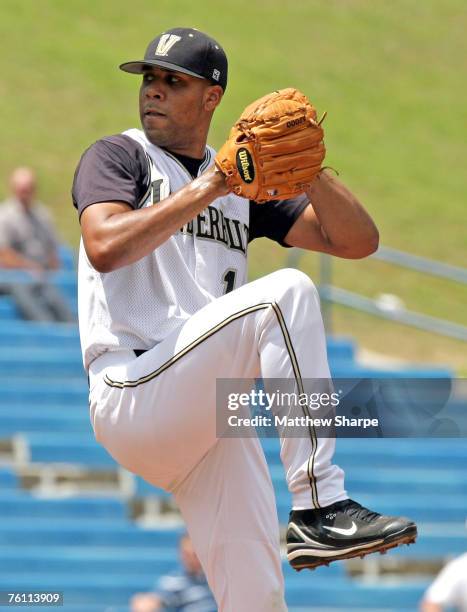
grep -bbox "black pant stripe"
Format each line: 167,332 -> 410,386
270,303 -> 320,509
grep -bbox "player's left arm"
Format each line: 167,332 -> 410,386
284,170 -> 379,259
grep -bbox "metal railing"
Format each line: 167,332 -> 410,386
287,246 -> 467,341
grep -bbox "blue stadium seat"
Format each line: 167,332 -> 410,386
0,269 -> 78,320
0,379 -> 87,405
342,468 -> 467,496
0,408 -> 90,434
57,245 -> 76,271
285,578 -> 431,608
0,491 -> 127,520
0,519 -> 184,547
330,362 -> 452,378
267,465 -> 467,498
25,433 -> 116,468
49,270 -> 78,314
261,438 -> 467,469
0,349 -> 83,378
0,467 -> 18,489
326,337 -> 356,361
0,320 -> 80,349
0,545 -> 179,575
0,296 -> 21,320
334,440 -> 467,471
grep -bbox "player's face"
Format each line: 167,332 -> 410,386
139,67 -> 216,155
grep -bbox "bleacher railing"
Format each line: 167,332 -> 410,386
287,246 -> 467,341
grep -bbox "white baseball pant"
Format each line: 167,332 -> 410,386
88,268 -> 347,612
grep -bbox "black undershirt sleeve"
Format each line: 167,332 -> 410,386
72,134 -> 151,218
248,194 -> 310,247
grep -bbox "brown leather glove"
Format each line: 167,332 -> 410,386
215,88 -> 326,202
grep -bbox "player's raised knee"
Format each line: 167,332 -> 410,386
272,268 -> 319,298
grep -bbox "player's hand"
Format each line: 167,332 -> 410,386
215,88 -> 326,203
202,164 -> 230,197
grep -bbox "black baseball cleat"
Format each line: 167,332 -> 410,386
287,498 -> 417,571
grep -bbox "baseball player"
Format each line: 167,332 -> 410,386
72,27 -> 417,612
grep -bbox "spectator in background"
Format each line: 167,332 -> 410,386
0,167 -> 60,271
420,553 -> 467,611
130,533 -> 216,612
0,167 -> 73,321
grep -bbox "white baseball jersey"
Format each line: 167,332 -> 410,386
72,129 -> 308,369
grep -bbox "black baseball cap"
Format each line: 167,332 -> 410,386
119,27 -> 228,91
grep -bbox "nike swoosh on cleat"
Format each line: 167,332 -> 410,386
322,521 -> 357,536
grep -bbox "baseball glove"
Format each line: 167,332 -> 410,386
215,88 -> 326,203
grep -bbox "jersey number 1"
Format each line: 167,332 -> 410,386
222,269 -> 237,294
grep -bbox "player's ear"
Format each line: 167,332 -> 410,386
204,85 -> 223,111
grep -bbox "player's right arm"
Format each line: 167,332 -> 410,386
80,168 -> 226,272
73,136 -> 228,273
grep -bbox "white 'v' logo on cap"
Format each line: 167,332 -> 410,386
155,34 -> 182,57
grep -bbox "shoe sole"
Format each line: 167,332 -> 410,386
288,525 -> 417,571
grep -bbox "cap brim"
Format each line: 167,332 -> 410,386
119,59 -> 205,80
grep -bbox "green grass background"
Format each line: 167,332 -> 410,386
0,0 -> 465,370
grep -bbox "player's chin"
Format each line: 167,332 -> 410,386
142,123 -> 171,148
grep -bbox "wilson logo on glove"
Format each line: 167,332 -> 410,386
236,148 -> 255,183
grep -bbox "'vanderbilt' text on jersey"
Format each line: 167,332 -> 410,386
72,129 -> 308,370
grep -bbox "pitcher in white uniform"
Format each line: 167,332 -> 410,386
72,26 -> 416,612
